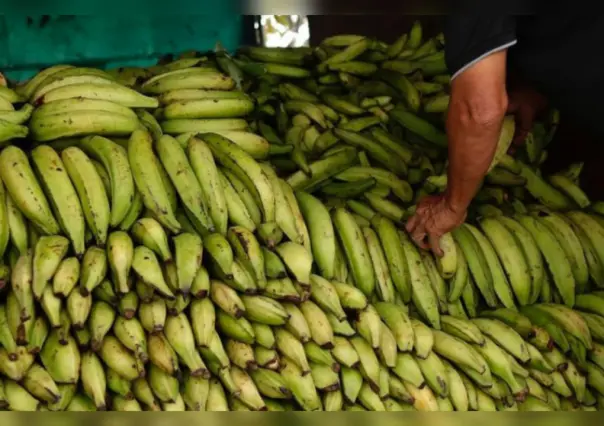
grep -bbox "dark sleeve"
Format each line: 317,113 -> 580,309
444,15 -> 517,79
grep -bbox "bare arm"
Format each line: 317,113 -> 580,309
406,14 -> 517,254
445,50 -> 509,214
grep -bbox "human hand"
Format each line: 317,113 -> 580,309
405,193 -> 467,256
506,86 -> 548,150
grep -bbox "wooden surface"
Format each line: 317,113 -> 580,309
307,15 -> 602,198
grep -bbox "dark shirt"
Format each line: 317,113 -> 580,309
444,9 -> 604,137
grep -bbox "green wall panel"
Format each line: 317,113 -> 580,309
0,13 -> 243,81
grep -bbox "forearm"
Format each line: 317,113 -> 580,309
445,107 -> 506,212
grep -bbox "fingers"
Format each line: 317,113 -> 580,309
411,231 -> 430,250
428,233 -> 444,257
407,214 -> 430,250
409,221 -> 426,245
409,223 -> 430,250
405,213 -> 420,234
411,224 -> 440,253
407,194 -> 458,253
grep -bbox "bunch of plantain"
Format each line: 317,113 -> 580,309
0,18 -> 603,412
0,83 -> 30,147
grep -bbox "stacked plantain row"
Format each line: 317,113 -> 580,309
0,19 -> 604,411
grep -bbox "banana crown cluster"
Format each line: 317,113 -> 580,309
0,19 -> 603,412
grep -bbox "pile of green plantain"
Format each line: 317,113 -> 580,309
0,20 -> 603,412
